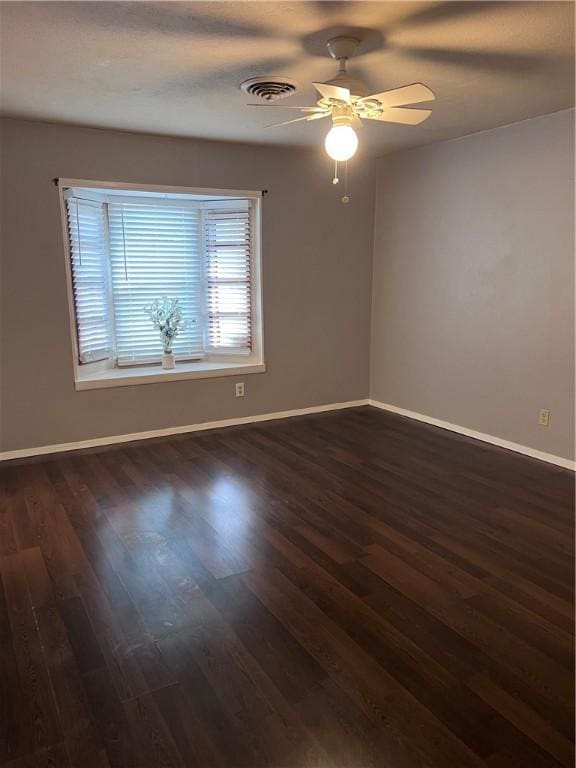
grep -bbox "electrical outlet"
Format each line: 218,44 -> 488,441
235,382 -> 245,398
538,408 -> 550,427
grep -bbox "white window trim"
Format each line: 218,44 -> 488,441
57,179 -> 265,390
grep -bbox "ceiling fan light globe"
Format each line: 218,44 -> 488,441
324,125 -> 358,161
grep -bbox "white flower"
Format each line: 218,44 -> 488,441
143,296 -> 188,353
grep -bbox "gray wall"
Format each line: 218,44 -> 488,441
0,118 -> 376,451
370,109 -> 575,461
2,111 -> 574,460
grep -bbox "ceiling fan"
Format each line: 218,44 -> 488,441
247,36 -> 435,165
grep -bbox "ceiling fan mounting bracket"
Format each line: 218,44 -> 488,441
326,37 -> 360,62
323,37 -> 368,98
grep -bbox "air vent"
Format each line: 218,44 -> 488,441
240,77 -> 298,101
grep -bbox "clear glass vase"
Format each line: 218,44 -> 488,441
161,335 -> 175,369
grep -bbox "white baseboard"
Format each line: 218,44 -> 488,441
3,397 -> 573,470
369,399 -> 575,471
0,399 -> 370,462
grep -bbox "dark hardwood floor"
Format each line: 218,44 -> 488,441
0,406 -> 574,767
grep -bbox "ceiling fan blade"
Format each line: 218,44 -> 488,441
367,107 -> 432,125
361,83 -> 435,108
351,114 -> 363,130
247,104 -> 325,112
264,112 -> 329,128
313,82 -> 351,103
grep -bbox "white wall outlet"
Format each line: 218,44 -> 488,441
538,408 -> 550,426
235,382 -> 245,398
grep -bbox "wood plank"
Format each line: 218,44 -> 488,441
0,553 -> 62,758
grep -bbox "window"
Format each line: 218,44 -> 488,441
60,181 -> 264,389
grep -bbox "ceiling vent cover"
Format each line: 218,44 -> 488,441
240,77 -> 298,101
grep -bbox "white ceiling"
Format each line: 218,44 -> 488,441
1,1 -> 574,155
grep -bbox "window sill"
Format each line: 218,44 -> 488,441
75,360 -> 266,391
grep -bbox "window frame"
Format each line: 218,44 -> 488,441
58,178 -> 265,390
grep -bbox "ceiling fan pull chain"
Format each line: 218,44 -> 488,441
341,161 -> 350,204
332,160 -> 339,185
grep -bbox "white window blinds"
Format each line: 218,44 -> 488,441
66,198 -> 113,363
203,201 -> 253,354
107,201 -> 203,365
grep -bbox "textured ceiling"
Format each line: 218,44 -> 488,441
0,1 -> 574,155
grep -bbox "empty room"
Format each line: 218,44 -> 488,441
0,1 -> 574,766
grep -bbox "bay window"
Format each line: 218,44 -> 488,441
59,181 -> 263,389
